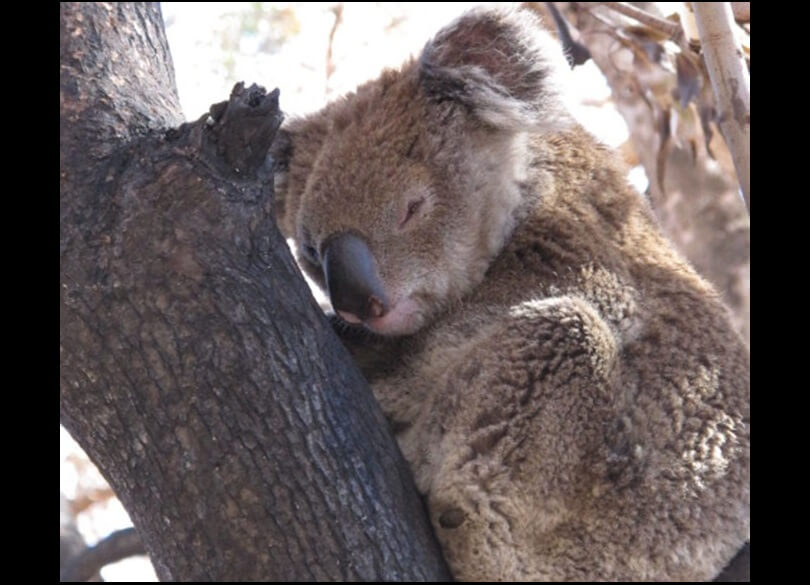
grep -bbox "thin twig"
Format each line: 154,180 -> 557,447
325,3 -> 344,96
599,2 -> 682,40
60,527 -> 145,582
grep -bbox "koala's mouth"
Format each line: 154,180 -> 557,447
335,295 -> 422,336
354,296 -> 423,336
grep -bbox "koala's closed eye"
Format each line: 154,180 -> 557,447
400,198 -> 425,228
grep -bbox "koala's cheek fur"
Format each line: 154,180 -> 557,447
270,4 -> 749,581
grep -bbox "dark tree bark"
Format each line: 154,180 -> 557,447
60,3 -> 449,581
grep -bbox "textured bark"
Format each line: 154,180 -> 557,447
564,3 -> 750,346
60,2 -> 449,581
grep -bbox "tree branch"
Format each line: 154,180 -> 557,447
599,2 -> 683,40
61,528 -> 145,582
61,3 -> 450,580
326,3 -> 344,93
731,3 -> 750,24
692,2 -> 750,212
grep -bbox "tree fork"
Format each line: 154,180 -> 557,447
60,3 -> 449,580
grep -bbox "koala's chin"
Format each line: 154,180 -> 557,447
338,296 -> 424,336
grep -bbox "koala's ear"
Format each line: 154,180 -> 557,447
267,114 -> 330,238
419,6 -> 571,131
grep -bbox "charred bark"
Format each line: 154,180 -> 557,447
60,2 -> 449,580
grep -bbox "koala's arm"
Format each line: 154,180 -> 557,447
407,296 -> 617,580
401,296 -> 743,581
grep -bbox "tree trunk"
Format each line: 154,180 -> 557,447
60,3 -> 449,581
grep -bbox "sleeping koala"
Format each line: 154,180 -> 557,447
270,5 -> 749,581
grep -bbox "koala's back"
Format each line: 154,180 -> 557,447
369,127 -> 750,581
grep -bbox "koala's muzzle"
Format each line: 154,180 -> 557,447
323,232 -> 389,322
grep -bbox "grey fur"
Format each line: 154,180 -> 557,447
271,5 -> 749,581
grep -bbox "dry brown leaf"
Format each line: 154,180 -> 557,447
698,103 -> 717,160
675,53 -> 702,109
707,123 -> 739,182
656,107 -> 672,194
70,487 -> 117,515
623,26 -> 667,65
679,5 -> 701,45
618,139 -> 640,166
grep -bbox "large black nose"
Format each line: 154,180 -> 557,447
323,232 -> 389,322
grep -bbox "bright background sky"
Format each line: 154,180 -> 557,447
61,4 -> 644,581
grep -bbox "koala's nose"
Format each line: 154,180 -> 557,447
323,232 -> 389,322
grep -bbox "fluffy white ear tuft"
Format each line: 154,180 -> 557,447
419,5 -> 572,131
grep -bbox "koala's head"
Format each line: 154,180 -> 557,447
271,6 -> 572,336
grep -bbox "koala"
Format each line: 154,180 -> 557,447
270,6 -> 749,581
